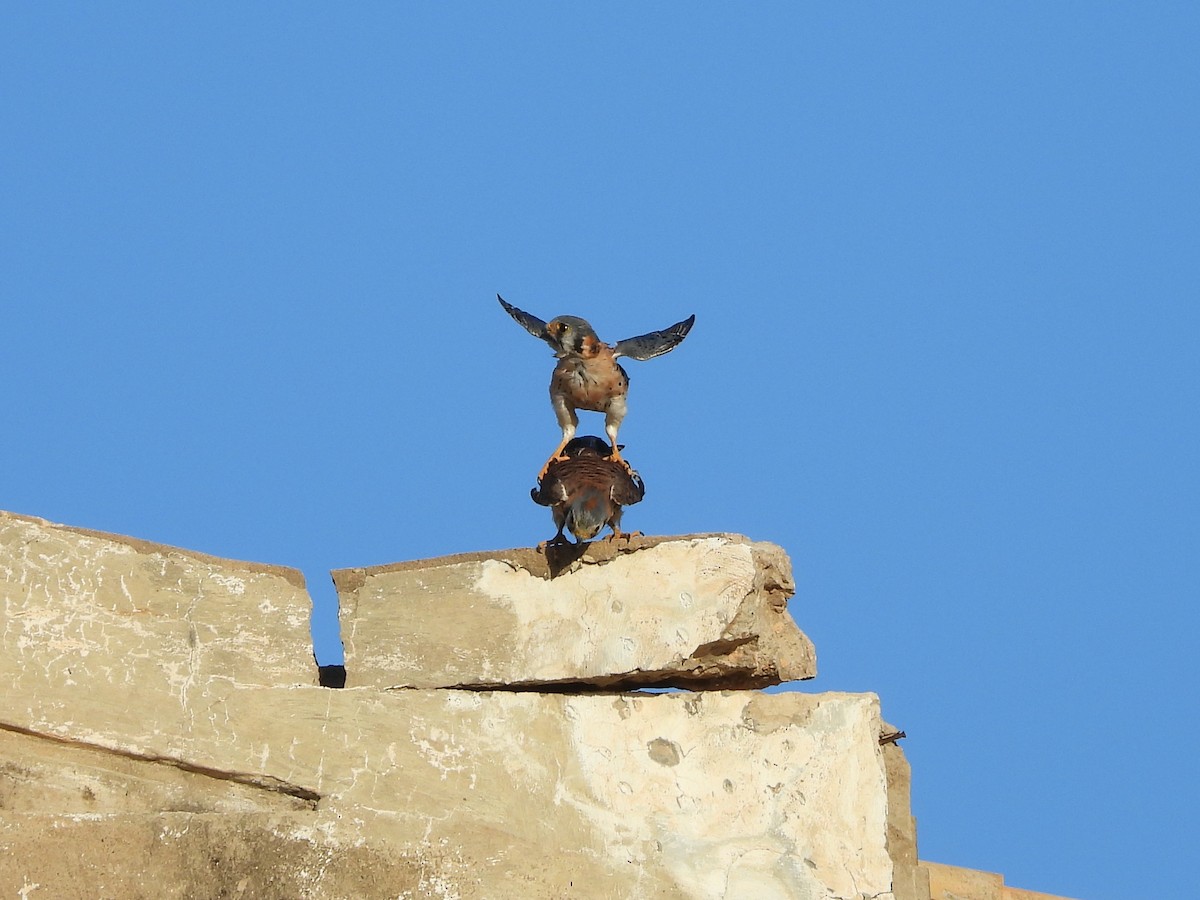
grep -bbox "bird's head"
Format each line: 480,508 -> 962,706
566,490 -> 609,542
546,316 -> 598,356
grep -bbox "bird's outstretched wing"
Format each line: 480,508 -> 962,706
498,295 -> 555,348
613,314 -> 696,360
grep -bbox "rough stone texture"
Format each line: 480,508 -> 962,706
2,686 -> 896,899
0,813 -> 429,900
333,533 -> 814,690
0,511 -> 314,687
0,726 -> 312,816
0,510 -> 1073,899
0,511 -> 315,765
921,861 -> 1079,900
0,511 -> 885,899
883,724 -> 931,900
925,863 -> 1004,900
1003,888 -> 1080,900
1001,889 -> 1080,900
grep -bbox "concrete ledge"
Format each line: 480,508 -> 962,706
334,533 -> 815,691
0,511 -> 316,741
922,860 -> 1079,900
2,688 -> 892,900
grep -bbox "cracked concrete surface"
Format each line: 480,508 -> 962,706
334,533 -> 815,691
1,510 -> 900,899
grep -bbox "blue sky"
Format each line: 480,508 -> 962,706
3,5 -> 1196,898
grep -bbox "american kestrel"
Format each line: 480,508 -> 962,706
530,436 -> 646,545
498,294 -> 695,476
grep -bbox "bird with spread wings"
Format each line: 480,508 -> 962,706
498,294 -> 694,477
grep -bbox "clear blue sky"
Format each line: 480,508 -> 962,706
3,5 -> 1196,899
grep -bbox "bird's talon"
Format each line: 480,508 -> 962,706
538,453 -> 572,482
604,529 -> 643,544
537,535 -> 570,552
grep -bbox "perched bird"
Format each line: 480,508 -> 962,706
530,436 -> 645,545
498,294 -> 694,477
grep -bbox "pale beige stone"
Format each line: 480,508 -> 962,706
1002,887 -> 1081,900
0,727 -> 311,815
0,814 -> 428,900
3,509 -> 1075,899
0,510 -> 889,898
333,533 -> 815,690
0,727 -> 419,899
921,862 -> 1079,900
0,510 -> 315,759
0,512 -> 313,683
2,687 -> 894,900
882,724 -> 931,900
924,860 -> 1004,900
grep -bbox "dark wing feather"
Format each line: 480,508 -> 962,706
610,469 -> 645,507
531,471 -> 570,507
498,295 -> 555,347
612,314 -> 696,361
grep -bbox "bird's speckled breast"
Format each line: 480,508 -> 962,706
551,351 -> 629,413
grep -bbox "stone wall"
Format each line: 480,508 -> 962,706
923,862 -> 1074,900
0,510 -> 1072,899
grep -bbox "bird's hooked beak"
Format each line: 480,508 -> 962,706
566,495 -> 606,542
568,519 -> 604,542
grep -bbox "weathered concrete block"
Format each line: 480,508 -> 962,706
0,510 -> 315,755
0,813 -> 429,900
2,688 -> 894,900
883,722 -> 931,900
921,861 -> 1078,900
0,512 -> 891,898
333,533 -> 815,690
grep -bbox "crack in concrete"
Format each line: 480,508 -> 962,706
375,635 -> 776,694
381,666 -> 776,694
0,720 -> 321,807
